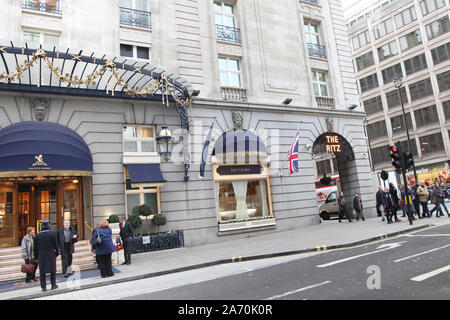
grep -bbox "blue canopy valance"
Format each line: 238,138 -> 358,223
0,121 -> 93,177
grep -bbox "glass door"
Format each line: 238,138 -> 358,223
36,186 -> 57,232
61,181 -> 82,238
0,187 -> 16,248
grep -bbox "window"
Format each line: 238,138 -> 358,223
381,64 -> 402,84
125,182 -> 160,216
352,30 -> 370,50
443,100 -> 450,120
304,21 -> 321,45
371,145 -> 391,165
23,0 -> 61,14
23,30 -> 60,46
120,44 -> 150,60
374,19 -> 393,40
409,78 -> 434,101
420,0 -> 446,16
214,1 -> 240,43
378,41 -> 398,62
419,133 -> 445,155
355,52 -> 375,72
391,113 -> 413,135
425,16 -> 450,40
400,139 -> 418,156
386,87 -> 407,109
431,42 -> 450,65
359,73 -> 379,93
120,0 -> 151,29
367,120 -> 388,140
312,70 -> 329,97
404,53 -> 428,75
399,30 -> 422,52
363,96 -> 384,115
414,105 -> 439,128
437,70 -> 450,92
219,57 -> 241,88
123,126 -> 156,153
394,6 -> 417,29
217,179 -> 271,223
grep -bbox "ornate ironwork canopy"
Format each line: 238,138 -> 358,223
0,40 -> 193,129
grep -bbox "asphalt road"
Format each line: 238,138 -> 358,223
125,223 -> 450,300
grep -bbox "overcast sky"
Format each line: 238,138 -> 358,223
341,0 -> 376,19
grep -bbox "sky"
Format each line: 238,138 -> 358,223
341,0 -> 378,19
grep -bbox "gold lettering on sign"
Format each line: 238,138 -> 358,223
325,135 -> 342,153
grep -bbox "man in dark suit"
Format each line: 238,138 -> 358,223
118,216 -> 134,265
56,220 -> 78,277
34,220 -> 59,292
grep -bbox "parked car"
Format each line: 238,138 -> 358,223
319,191 -> 340,220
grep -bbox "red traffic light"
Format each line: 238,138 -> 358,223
389,146 -> 398,153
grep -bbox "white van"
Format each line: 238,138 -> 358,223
318,191 -> 340,220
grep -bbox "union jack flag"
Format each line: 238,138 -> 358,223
288,129 -> 300,175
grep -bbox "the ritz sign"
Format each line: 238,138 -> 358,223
325,135 -> 342,153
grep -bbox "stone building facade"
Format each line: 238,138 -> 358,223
0,0 -> 374,248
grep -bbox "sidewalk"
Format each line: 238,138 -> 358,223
2,215 -> 450,300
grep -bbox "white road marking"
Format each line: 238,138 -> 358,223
404,234 -> 450,237
265,281 -> 331,300
411,265 -> 450,282
393,244 -> 450,262
317,242 -> 407,268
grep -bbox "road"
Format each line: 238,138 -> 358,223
37,223 -> 450,300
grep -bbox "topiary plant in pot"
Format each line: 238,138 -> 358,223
128,213 -> 142,230
152,214 -> 167,233
137,204 -> 152,219
107,214 -> 119,224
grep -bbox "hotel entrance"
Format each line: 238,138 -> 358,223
0,121 -> 94,248
0,178 -> 84,247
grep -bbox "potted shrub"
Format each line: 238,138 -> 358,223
152,213 -> 167,232
107,214 -> 120,234
137,204 -> 152,220
128,213 -> 142,230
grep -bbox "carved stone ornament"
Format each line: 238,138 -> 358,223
32,98 -> 50,121
231,110 -> 243,129
325,117 -> 334,133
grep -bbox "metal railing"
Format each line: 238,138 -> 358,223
316,96 -> 335,109
307,43 -> 327,59
120,7 -> 151,29
23,0 -> 61,14
221,87 -> 247,101
216,25 -> 241,44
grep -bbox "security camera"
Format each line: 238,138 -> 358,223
305,144 -> 311,150
348,104 -> 358,110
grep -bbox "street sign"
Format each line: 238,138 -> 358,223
380,170 -> 389,181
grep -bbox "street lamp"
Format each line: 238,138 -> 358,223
392,75 -> 418,185
156,126 -> 173,161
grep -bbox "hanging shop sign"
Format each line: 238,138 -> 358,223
216,165 -> 262,176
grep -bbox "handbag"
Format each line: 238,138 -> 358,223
115,243 -> 124,251
92,230 -> 102,246
21,263 -> 35,274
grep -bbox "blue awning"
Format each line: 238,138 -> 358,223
126,164 -> 165,183
0,121 -> 93,177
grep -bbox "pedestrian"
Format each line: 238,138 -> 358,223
400,185 -> 415,225
353,193 -> 364,221
118,216 -> 134,265
376,186 -> 385,221
20,227 -> 38,283
56,220 -> 78,277
380,188 -> 389,222
433,182 -> 449,217
384,188 -> 395,224
416,181 -> 430,218
33,220 -> 59,292
429,185 -> 441,217
411,184 -> 422,219
337,192 -> 352,223
91,220 -> 115,278
389,183 -> 401,222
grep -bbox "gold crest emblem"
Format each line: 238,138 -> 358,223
32,154 -> 48,167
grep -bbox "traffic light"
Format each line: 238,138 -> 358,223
389,144 -> 403,174
403,152 -> 414,170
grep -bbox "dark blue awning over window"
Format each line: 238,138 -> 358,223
127,164 -> 165,183
0,121 -> 93,177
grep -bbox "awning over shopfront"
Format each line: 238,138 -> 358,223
126,164 -> 165,183
0,121 -> 93,177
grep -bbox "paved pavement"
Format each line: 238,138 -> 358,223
1,213 -> 450,300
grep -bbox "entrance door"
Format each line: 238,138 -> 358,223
61,181 -> 83,239
0,186 -> 16,248
36,185 -> 58,233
